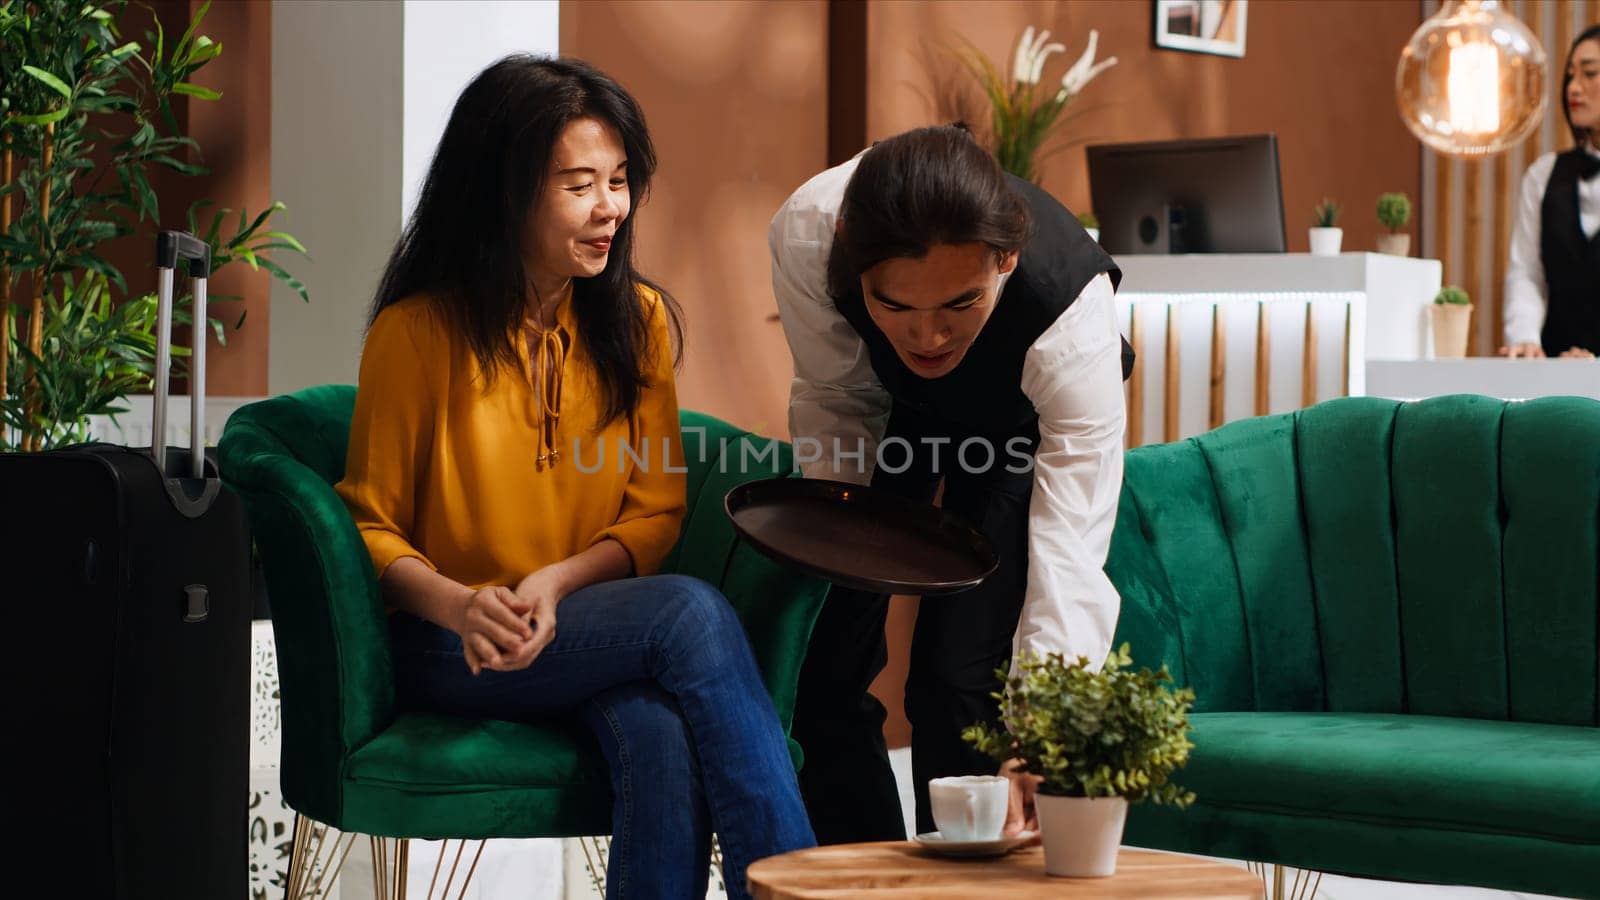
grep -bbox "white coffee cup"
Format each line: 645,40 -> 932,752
927,775 -> 1008,841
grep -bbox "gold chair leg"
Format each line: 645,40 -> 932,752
710,836 -> 725,895
579,835 -> 610,895
573,834 -> 725,897
288,815 -> 498,900
284,814 -> 357,900
1246,862 -> 1324,900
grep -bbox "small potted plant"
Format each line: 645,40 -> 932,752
964,644 -> 1195,878
1077,211 -> 1100,243
1310,198 -> 1342,256
1430,285 -> 1473,358
1376,192 -> 1413,256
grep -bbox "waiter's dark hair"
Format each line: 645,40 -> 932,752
1564,25 -> 1600,147
827,125 -> 1032,306
371,55 -> 681,426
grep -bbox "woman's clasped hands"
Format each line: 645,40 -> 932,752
453,568 -> 564,675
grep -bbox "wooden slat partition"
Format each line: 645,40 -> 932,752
1209,303 -> 1226,430
1255,301 -> 1270,416
1519,0 -> 1547,171
1556,0 -> 1574,153
1437,149 -> 1454,287
1342,304 -> 1352,397
1122,294 -> 1357,448
1164,304 -> 1180,443
1301,300 -> 1318,408
1493,151 -> 1511,350
1128,305 -> 1143,448
1463,158 -> 1482,352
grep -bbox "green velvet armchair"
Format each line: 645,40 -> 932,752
217,386 -> 829,891
1108,394 -> 1600,899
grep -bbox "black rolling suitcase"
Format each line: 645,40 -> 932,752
1,231 -> 251,899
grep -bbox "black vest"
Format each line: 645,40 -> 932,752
834,175 -> 1125,437
1538,149 -> 1600,356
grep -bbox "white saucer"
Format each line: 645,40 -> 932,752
912,830 -> 1037,858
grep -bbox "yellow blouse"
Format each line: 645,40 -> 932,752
335,285 -> 687,590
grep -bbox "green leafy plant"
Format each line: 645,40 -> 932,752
963,644 -> 1196,806
1434,285 -> 1471,305
0,0 -> 308,451
1076,210 -> 1099,229
1376,192 -> 1412,233
956,26 -> 1117,184
0,271 -> 171,448
1313,198 -> 1340,228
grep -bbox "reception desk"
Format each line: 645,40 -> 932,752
1112,252 -> 1442,445
1368,359 -> 1600,401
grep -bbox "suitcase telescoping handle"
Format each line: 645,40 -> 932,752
153,230 -> 211,479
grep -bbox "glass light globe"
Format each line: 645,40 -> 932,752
1395,0 -> 1548,157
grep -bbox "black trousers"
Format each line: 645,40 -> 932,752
791,406 -> 1035,843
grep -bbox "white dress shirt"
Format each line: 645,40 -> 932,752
768,155 -> 1125,674
1503,146 -> 1600,347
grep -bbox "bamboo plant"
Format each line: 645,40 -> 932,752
0,0 -> 307,451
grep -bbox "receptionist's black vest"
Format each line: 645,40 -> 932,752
1538,149 -> 1600,356
834,175 -> 1127,437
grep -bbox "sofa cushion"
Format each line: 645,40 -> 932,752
347,713 -> 608,791
346,711 -> 806,793
1179,712 -> 1600,843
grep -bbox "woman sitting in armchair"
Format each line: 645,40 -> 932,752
335,55 -> 814,899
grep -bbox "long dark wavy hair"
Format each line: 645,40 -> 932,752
372,55 -> 682,427
1563,25 -> 1600,148
827,125 -> 1032,307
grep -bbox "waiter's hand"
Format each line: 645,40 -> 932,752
1498,342 -> 1545,358
1000,759 -> 1043,837
1559,346 -> 1596,358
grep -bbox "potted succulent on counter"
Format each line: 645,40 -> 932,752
1376,192 -> 1413,256
964,644 -> 1195,878
1430,285 -> 1473,358
1309,198 -> 1342,256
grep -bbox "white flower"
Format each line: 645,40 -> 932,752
1011,26 -> 1036,84
1056,29 -> 1118,101
1012,26 -> 1065,86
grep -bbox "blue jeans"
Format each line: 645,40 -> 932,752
388,574 -> 815,899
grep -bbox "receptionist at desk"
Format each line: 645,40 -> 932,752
1501,25 -> 1599,361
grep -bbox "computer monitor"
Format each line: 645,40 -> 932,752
1086,134 -> 1286,254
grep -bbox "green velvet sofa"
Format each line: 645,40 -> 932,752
217,386 -> 829,839
1108,394 -> 1600,898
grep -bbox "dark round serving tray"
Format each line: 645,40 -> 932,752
724,477 -> 998,595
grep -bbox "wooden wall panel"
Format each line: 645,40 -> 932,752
865,0 -> 1422,257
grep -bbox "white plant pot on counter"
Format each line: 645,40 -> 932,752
1085,227 -> 1100,243
1308,227 -> 1343,256
1035,794 -> 1128,877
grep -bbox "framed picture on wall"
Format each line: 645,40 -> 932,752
1154,0 -> 1248,58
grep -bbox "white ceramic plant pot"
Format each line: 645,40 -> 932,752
1308,227 -> 1343,256
1429,303 -> 1474,358
1375,233 -> 1411,256
1085,227 -> 1100,243
1035,794 -> 1129,877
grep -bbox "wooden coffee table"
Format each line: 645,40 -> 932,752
747,842 -> 1265,898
